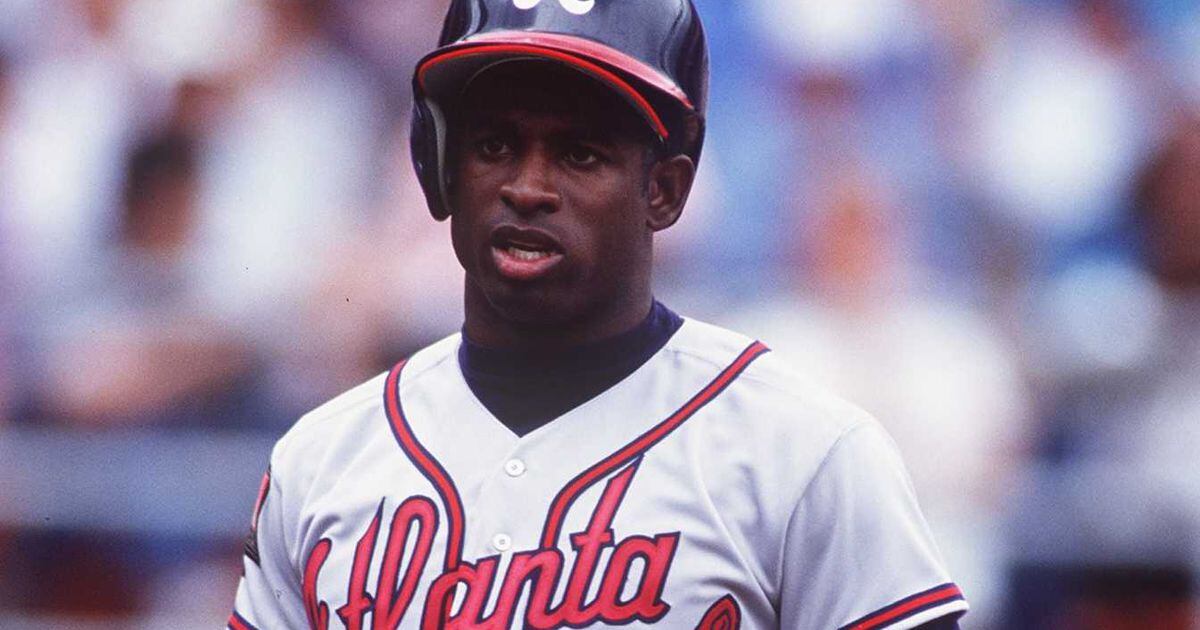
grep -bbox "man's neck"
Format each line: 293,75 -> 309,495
458,300 -> 684,436
462,284 -> 653,353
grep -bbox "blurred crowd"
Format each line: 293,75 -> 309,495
0,0 -> 1197,627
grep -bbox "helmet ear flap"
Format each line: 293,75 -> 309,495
410,99 -> 452,221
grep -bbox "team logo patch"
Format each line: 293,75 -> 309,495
513,0 -> 596,16
243,467 -> 271,566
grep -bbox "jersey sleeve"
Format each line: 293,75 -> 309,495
779,420 -> 968,630
228,460 -> 308,630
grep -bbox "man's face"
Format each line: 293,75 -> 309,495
447,65 -> 659,328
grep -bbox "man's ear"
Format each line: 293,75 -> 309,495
646,154 -> 696,232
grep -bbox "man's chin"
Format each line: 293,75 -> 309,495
482,282 -> 582,328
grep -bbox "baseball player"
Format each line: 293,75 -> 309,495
230,1 -> 968,628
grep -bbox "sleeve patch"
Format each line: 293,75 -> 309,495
840,583 -> 965,630
243,467 -> 271,566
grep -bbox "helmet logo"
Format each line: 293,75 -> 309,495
513,0 -> 595,16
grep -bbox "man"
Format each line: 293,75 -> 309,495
230,1 -> 968,628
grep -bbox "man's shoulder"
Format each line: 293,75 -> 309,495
671,315 -> 873,438
669,316 -> 898,541
271,332 -> 463,467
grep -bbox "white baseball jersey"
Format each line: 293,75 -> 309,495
230,318 -> 967,629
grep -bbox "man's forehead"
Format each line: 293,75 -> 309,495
461,104 -> 621,140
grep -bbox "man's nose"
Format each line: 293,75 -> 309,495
500,150 -> 561,216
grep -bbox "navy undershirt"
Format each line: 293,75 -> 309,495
458,300 -> 684,437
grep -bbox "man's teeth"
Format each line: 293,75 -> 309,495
505,246 -> 553,261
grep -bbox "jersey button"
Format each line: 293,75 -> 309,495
504,458 -> 527,477
492,533 -> 512,552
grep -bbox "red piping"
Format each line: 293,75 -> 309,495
385,360 -> 465,571
540,341 -> 769,549
847,584 -> 964,630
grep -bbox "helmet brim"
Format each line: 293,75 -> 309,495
415,31 -> 696,143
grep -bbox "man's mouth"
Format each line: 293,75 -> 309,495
501,244 -> 557,262
490,227 -> 565,281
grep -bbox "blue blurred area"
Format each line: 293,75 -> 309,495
1,0 -> 1198,627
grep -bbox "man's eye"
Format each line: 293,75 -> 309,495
477,138 -> 511,158
564,146 -> 600,166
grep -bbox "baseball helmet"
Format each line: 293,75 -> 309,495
410,0 -> 709,221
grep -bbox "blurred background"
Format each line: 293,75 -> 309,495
0,0 -> 1197,627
